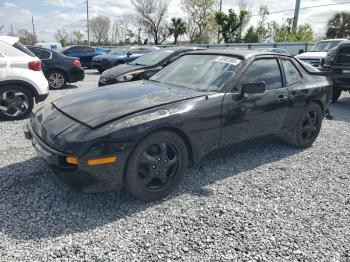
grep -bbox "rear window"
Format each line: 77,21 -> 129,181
296,58 -> 321,73
13,42 -> 36,57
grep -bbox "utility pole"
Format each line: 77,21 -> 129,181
217,0 -> 223,43
292,0 -> 301,32
11,24 -> 14,36
86,0 -> 90,45
32,16 -> 36,39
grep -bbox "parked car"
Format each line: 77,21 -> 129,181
34,42 -> 63,51
24,49 -> 332,201
295,39 -> 347,68
322,40 -> 350,102
61,45 -> 107,68
258,48 -> 290,55
92,46 -> 159,73
98,46 -> 205,86
28,46 -> 85,89
0,36 -> 48,120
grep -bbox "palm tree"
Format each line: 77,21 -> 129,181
326,12 -> 350,38
169,17 -> 187,45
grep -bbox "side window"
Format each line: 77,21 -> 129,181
237,59 -> 282,90
167,52 -> 185,64
41,50 -> 52,59
281,60 -> 301,85
30,48 -> 42,58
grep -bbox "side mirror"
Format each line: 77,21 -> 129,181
242,82 -> 266,94
126,51 -> 132,57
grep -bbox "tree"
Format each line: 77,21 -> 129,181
55,29 -> 69,46
90,15 -> 111,44
181,0 -> 218,43
73,31 -> 84,44
132,0 -> 170,45
326,12 -> 350,38
169,17 -> 186,44
215,8 -> 250,43
268,18 -> 314,42
17,29 -> 37,45
243,26 -> 258,43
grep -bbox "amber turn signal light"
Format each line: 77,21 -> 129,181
87,156 -> 117,166
66,156 -> 78,165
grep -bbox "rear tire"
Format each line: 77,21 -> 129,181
0,85 -> 34,121
331,86 -> 342,103
125,131 -> 188,202
48,70 -> 67,89
283,102 -> 323,148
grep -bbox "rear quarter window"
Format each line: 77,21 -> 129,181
13,42 -> 36,57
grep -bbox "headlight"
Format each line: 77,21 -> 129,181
116,74 -> 134,82
115,70 -> 145,82
326,51 -> 336,61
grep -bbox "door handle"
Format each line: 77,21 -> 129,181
276,95 -> 289,102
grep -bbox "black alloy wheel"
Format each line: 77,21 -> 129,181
284,102 -> 322,148
300,110 -> 320,142
0,86 -> 33,120
48,71 -> 66,89
125,131 -> 188,202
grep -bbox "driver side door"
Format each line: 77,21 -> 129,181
220,57 -> 291,146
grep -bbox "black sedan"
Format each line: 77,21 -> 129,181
28,46 -> 85,89
98,46 -> 204,86
24,50 -> 332,201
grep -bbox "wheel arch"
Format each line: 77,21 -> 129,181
0,80 -> 39,102
310,99 -> 325,114
122,126 -> 195,182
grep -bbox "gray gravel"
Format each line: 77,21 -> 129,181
0,70 -> 349,261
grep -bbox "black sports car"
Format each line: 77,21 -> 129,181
98,46 -> 205,86
28,46 -> 85,89
24,50 -> 332,201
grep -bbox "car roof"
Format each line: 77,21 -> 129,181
338,40 -> 350,46
160,46 -> 206,52
185,48 -> 291,60
0,35 -> 19,45
319,39 -> 348,42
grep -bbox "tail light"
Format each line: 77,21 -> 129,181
28,61 -> 42,71
72,59 -> 81,68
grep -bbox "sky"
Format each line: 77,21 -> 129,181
0,0 -> 348,42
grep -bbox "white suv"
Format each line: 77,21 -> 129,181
0,36 -> 49,120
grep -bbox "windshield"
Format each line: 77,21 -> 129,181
130,50 -> 174,66
110,49 -> 127,55
150,54 -> 242,92
311,41 -> 342,52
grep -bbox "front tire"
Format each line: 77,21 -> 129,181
0,85 -> 34,120
48,70 -> 67,89
331,86 -> 342,103
283,102 -> 323,148
125,131 -> 188,202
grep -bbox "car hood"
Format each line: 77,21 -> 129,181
295,52 -> 327,59
101,63 -> 145,79
93,54 -> 126,60
53,80 -> 206,129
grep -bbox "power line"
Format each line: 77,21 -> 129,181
9,1 -> 86,30
251,1 -> 350,16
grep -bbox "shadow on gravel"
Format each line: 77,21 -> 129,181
0,137 -> 302,240
330,96 -> 350,123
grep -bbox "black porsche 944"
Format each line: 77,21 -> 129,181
24,49 -> 332,201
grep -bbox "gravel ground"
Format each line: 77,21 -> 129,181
0,70 -> 349,261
